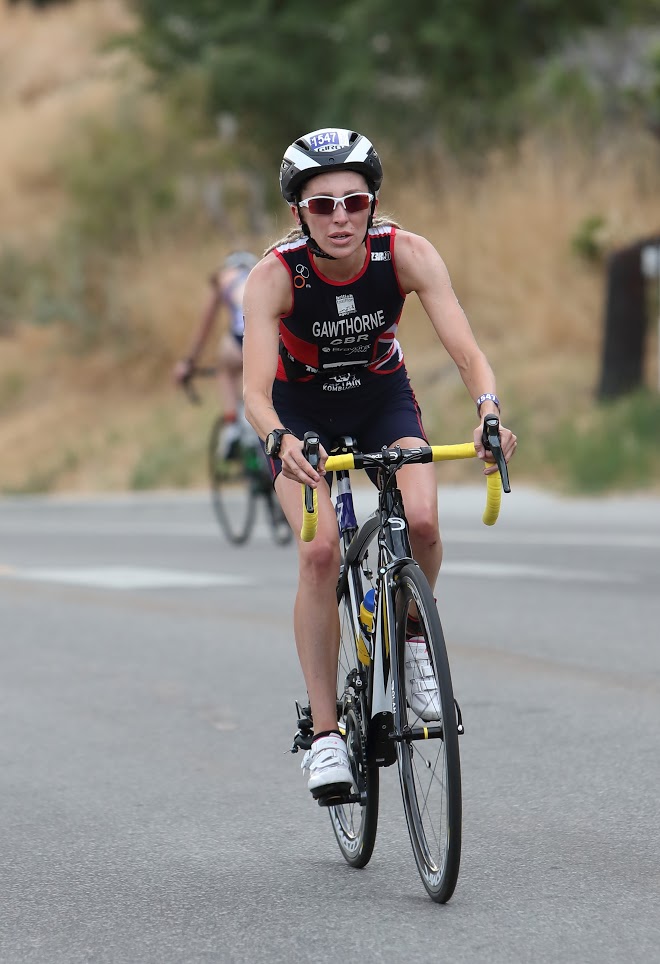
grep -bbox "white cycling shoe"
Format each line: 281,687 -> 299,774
301,734 -> 353,799
217,419 -> 242,460
405,637 -> 442,722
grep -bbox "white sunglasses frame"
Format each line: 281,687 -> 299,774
297,192 -> 375,214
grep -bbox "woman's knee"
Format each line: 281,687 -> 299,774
408,510 -> 441,549
298,535 -> 340,582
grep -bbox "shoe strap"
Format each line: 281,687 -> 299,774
406,636 -> 427,650
410,676 -> 438,694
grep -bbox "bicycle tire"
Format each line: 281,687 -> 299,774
393,563 -> 462,903
208,416 -> 257,545
265,490 -> 293,545
252,449 -> 293,547
328,580 -> 379,868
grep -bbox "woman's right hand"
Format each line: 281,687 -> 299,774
172,358 -> 194,386
279,435 -> 328,486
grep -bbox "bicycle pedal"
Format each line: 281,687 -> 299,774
290,701 -> 314,754
314,785 -> 358,807
290,730 -> 314,753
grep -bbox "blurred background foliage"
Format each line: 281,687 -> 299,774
2,0 -> 660,494
125,0 -> 660,156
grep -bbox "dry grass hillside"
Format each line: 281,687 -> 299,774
0,0 -> 138,244
1,0 -> 660,494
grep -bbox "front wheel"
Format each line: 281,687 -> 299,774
393,563 -> 462,903
262,476 -> 292,547
328,582 -> 379,868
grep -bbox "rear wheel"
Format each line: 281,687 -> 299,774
393,563 -> 462,903
328,581 -> 379,868
208,416 -> 257,545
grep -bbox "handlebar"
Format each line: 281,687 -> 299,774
300,420 -> 511,542
300,433 -> 320,542
179,366 -> 218,405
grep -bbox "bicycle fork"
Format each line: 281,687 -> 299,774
377,564 -> 465,749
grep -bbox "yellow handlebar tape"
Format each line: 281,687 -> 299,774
300,485 -> 318,543
299,443 -> 503,541
483,471 -> 502,526
324,453 -> 356,472
429,442 -> 478,462
300,454 -> 354,541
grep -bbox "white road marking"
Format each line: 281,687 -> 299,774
445,529 -> 660,550
0,561 -> 632,588
3,566 -> 252,590
1,518 -> 660,549
442,561 -> 635,584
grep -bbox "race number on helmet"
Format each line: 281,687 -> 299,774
279,128 -> 383,203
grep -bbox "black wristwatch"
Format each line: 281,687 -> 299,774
265,427 -> 294,457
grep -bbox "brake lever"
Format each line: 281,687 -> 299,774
303,431 -> 320,514
482,414 -> 511,493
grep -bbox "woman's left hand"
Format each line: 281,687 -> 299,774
473,422 -> 517,474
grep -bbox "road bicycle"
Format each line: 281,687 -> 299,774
182,368 -> 292,546
290,416 -> 510,903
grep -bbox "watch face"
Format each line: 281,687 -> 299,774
265,428 -> 290,457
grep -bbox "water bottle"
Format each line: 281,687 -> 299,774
357,589 -> 375,667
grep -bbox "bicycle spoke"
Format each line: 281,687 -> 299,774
328,580 -> 379,868
394,564 -> 461,902
410,745 -> 447,862
208,418 -> 257,545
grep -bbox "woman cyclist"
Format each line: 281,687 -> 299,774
242,128 -> 516,799
173,250 -> 258,457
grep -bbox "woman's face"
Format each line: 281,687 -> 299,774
293,170 -> 376,259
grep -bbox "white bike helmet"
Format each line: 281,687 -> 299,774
279,128 -> 383,203
223,251 -> 258,271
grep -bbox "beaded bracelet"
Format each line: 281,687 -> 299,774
476,393 -> 500,415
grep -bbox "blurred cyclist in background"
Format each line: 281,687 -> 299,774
173,250 -> 258,456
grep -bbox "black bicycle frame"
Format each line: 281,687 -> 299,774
334,457 -> 420,768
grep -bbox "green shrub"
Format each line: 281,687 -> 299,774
130,420 -> 205,490
553,391 -> 660,492
0,371 -> 26,411
2,448 -> 80,495
571,214 -> 608,263
60,106 -> 181,252
26,234 -> 129,353
0,247 -> 31,334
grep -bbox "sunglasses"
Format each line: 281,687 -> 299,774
298,192 -> 374,216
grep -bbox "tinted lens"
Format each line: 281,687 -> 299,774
304,193 -> 373,215
306,196 -> 336,215
343,193 -> 372,213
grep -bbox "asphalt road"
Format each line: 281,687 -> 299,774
1,485 -> 659,964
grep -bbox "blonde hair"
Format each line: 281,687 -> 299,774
263,215 -> 402,257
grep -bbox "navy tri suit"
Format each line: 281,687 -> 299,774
268,225 -> 428,480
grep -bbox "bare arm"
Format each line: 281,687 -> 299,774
172,277 -> 223,384
394,229 -> 516,466
187,279 -> 224,361
242,255 -> 323,485
242,255 -> 288,438
395,231 -> 497,406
